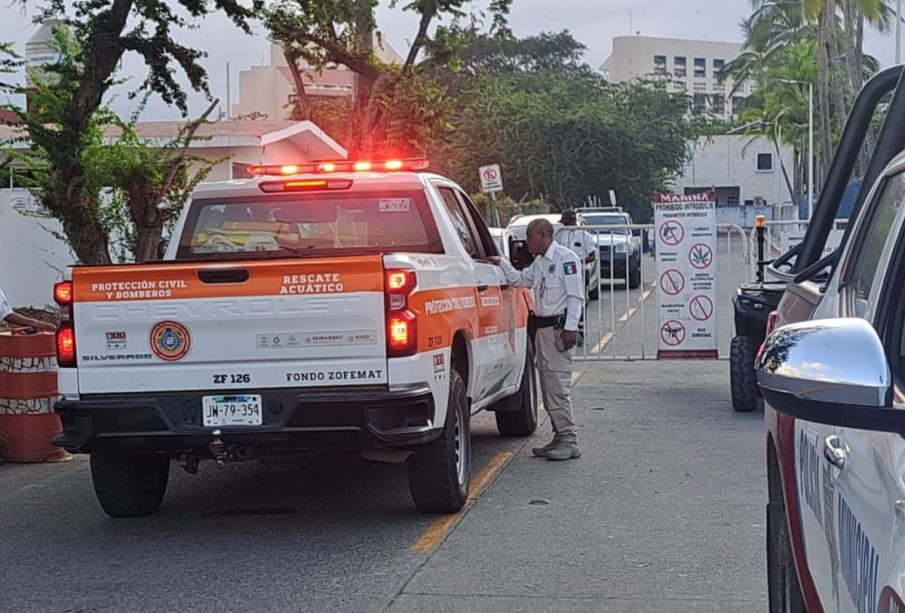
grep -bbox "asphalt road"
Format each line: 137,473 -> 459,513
0,235 -> 766,612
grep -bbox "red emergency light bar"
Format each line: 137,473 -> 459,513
247,159 -> 429,177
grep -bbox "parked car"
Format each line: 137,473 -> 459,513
578,211 -> 642,289
755,64 -> 905,612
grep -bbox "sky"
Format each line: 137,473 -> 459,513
0,0 -> 901,121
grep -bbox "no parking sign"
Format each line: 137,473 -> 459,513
653,192 -> 718,359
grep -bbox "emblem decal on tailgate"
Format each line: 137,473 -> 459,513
149,320 -> 192,361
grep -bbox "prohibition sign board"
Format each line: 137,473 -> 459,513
688,243 -> 714,269
658,220 -> 684,246
659,269 -> 685,295
660,320 -> 686,346
689,295 -> 714,321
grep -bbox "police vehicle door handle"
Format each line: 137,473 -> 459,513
477,284 -> 490,292
823,435 -> 847,470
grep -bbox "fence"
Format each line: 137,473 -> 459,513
570,220 -> 820,361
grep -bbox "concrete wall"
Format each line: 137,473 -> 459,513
0,191 -> 74,308
671,135 -> 794,208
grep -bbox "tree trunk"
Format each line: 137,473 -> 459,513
134,218 -> 164,262
350,0 -> 375,157
825,4 -> 850,139
842,0 -> 860,91
773,138 -> 796,204
817,2 -> 834,186
40,0 -> 131,265
282,48 -> 311,121
58,197 -> 112,265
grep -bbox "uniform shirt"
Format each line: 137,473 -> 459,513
558,228 -> 596,261
0,287 -> 12,320
498,241 -> 584,331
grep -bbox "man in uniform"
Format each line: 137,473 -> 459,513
558,210 -> 597,266
557,209 -> 597,344
490,218 -> 583,461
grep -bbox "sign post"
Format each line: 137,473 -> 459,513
479,164 -> 504,227
479,164 -> 503,193
653,191 -> 718,359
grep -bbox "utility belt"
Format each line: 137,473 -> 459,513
527,312 -> 566,341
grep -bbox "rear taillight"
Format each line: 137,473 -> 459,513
56,324 -> 76,367
53,281 -> 73,307
54,280 -> 75,366
385,269 -> 417,357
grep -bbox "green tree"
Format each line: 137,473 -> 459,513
436,70 -> 695,221
1,1 -> 259,265
261,0 -> 510,157
2,31 -> 225,263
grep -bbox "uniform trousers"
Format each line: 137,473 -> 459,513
534,326 -> 578,442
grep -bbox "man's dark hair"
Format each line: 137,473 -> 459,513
560,209 -> 577,224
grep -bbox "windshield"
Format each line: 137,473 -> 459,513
582,213 -> 631,236
176,190 -> 443,260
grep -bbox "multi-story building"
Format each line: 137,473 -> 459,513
231,40 -> 404,121
601,36 -> 751,118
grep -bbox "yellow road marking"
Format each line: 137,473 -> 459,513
591,332 -> 614,354
595,286 -> 655,347
408,451 -> 514,553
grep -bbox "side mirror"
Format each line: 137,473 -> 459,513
756,318 -> 901,434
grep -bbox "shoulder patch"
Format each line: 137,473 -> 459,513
563,261 -> 578,275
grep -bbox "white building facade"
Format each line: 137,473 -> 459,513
232,41 -> 404,121
669,135 -> 796,228
601,36 -> 752,118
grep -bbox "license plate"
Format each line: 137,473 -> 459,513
202,395 -> 263,427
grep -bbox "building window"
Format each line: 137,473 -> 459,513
726,193 -> 740,206
712,83 -> 724,92
693,81 -> 707,92
694,57 -> 706,78
712,94 -> 725,115
713,58 -> 725,77
692,93 -> 707,114
732,96 -> 745,115
756,153 -> 774,172
673,56 -> 686,78
672,80 -> 686,92
653,55 -> 667,75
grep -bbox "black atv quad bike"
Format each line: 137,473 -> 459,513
730,281 -> 784,412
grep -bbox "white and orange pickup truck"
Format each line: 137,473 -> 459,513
52,160 -> 537,516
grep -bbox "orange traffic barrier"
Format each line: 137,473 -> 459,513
0,331 -> 69,463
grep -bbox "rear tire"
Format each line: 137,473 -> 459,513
408,368 -> 471,513
90,454 -> 170,518
495,341 -> 539,437
730,335 -> 759,412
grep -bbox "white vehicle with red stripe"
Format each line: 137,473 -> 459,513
52,159 -> 537,516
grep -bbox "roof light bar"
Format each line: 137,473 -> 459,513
247,159 -> 429,177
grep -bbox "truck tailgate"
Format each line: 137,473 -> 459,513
71,256 -> 387,394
